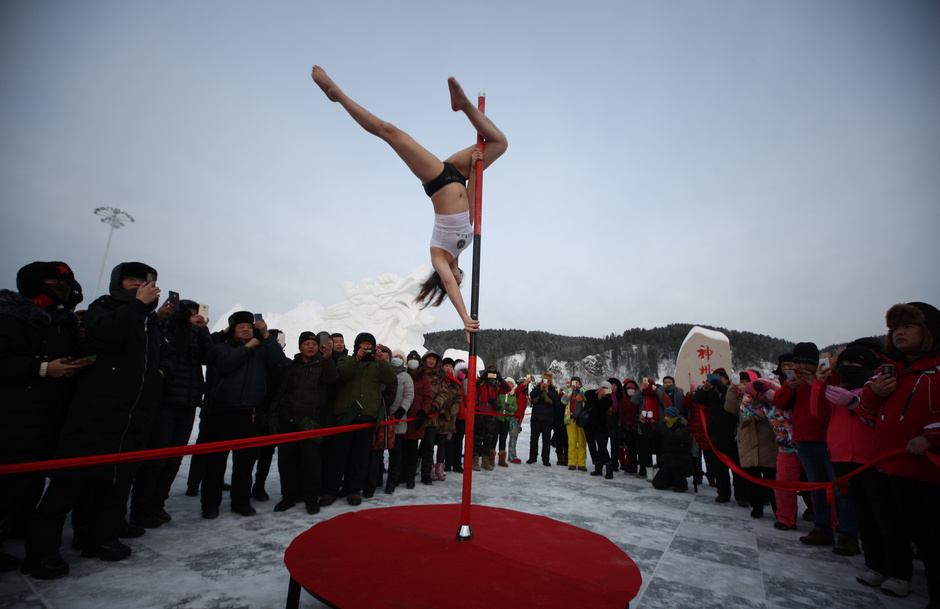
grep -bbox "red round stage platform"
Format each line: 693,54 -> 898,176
284,503 -> 641,608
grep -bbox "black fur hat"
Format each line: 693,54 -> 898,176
16,261 -> 77,308
228,311 -> 255,329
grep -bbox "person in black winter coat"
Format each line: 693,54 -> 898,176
527,372 -> 558,466
129,300 -> 212,528
268,331 -> 338,514
199,311 -> 289,519
23,262 -> 172,579
697,369 -> 743,503
643,406 -> 693,492
0,261 -> 87,572
585,382 -> 614,478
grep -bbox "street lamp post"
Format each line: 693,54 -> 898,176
93,207 -> 135,298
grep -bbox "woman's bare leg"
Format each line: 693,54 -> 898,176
444,77 -> 508,172
311,65 -> 443,183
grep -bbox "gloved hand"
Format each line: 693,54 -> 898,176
825,385 -> 856,406
752,381 -> 764,394
394,406 -> 406,419
414,410 -> 428,430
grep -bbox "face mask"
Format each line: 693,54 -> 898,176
837,365 -> 874,391
391,357 -> 403,368
407,360 -> 419,370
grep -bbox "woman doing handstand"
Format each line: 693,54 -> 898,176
311,66 -> 508,340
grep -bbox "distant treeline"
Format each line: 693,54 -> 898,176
423,324 -> 873,387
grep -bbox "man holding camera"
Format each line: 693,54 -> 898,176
199,311 -> 289,519
321,332 -> 396,507
268,331 -> 337,514
472,365 -> 511,471
527,373 -> 558,466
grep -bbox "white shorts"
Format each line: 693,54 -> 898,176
430,213 -> 472,258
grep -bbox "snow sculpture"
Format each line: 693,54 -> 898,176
214,266 -> 436,356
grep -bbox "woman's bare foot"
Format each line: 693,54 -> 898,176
448,77 -> 472,112
312,65 -> 341,102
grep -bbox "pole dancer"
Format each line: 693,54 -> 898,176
310,66 -> 507,342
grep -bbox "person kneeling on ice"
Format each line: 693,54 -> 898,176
640,406 -> 693,492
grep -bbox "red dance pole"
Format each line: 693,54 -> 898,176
457,91 -> 485,542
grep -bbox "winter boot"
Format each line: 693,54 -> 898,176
430,465 -> 440,481
384,469 -> 399,495
590,463 -> 603,476
498,451 -> 508,468
436,463 -> 446,481
604,462 -> 613,479
472,455 -> 482,472
483,451 -> 496,471
832,534 -> 860,556
799,527 -> 835,546
251,483 -> 269,502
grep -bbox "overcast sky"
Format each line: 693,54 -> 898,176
2,1 -> 938,348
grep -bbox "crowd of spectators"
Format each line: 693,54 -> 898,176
1,261 -> 937,607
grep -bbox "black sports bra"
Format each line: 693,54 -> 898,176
423,162 -> 468,197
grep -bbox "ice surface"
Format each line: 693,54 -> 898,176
0,419 -> 929,609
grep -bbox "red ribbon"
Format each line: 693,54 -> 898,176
696,408 -> 940,504
0,414 -> 435,476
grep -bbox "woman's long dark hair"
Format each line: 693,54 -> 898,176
414,267 -> 463,310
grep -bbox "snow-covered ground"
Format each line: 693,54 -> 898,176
0,421 -> 929,609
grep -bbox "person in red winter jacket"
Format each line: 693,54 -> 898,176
774,342 -> 858,554
858,302 -> 940,603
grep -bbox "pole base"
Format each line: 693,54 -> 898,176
456,525 -> 473,542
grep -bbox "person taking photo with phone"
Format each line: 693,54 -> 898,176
774,342 -> 859,554
199,311 -> 289,519
321,332 -> 396,507
22,262 -> 171,579
1,261 -> 87,573
859,302 -> 940,604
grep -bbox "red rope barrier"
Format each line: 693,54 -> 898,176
695,407 -> 940,504
0,415 -> 433,476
